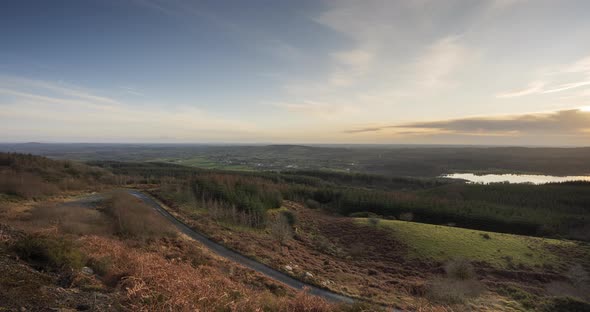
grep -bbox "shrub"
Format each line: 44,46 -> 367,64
312,234 -> 342,257
87,256 -> 113,277
338,301 -> 381,312
0,171 -> 58,199
426,278 -> 485,304
546,280 -> 590,302
497,285 -> 538,309
399,212 -> 414,221
444,258 -> 476,280
0,153 -> 113,199
270,213 -> 293,244
566,264 -> 589,287
280,210 -> 297,226
304,198 -> 321,209
207,201 -> 267,228
12,235 -> 85,271
540,296 -> 590,312
349,211 -> 379,218
368,216 -> 380,227
348,242 -> 366,258
78,236 -> 336,311
102,191 -> 176,240
27,204 -> 111,236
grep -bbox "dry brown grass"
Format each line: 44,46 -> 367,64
26,203 -> 112,236
425,278 -> 485,304
443,259 -> 475,281
103,191 -> 176,240
79,236 -> 337,312
0,153 -> 116,201
0,170 -> 59,199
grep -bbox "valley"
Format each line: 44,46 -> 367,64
1,148 -> 589,311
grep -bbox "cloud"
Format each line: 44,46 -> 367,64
329,48 -> 374,87
563,55 -> 590,74
0,77 -> 258,142
120,86 -> 144,96
0,76 -> 121,106
497,81 -> 545,98
313,1 -> 474,91
345,109 -> 590,138
275,100 -> 360,120
559,89 -> 590,100
498,54 -> 590,98
277,1 -> 480,121
542,80 -> 590,93
413,36 -> 472,88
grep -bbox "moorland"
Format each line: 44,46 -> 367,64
1,144 -> 589,311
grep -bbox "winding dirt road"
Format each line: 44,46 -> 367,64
74,190 -> 356,304
72,189 -> 403,310
126,190 -> 358,303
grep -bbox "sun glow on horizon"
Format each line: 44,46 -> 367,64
580,106 -> 590,112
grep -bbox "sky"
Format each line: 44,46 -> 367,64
1,0 -> 590,145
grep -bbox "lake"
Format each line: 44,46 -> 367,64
442,173 -> 590,184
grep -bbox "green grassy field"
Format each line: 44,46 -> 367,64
150,157 -> 253,171
357,218 -> 585,269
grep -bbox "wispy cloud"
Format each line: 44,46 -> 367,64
278,1 -> 479,121
0,76 -> 121,106
413,36 -> 472,88
275,100 -> 360,120
329,48 -> 374,87
563,55 -> 590,74
498,54 -> 590,98
497,81 -> 545,98
346,109 -> 590,138
542,80 -> 590,93
119,86 -> 144,96
0,77 -> 258,142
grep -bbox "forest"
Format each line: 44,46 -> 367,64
93,160 -> 590,241
2,153 -> 588,240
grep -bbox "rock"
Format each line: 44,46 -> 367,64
81,267 -> 94,275
284,265 -> 293,271
304,272 -> 313,279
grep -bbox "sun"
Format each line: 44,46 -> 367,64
580,106 -> 590,112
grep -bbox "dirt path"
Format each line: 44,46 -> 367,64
71,190 -> 372,306
127,190 -> 362,303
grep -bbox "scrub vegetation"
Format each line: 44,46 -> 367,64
2,151 -> 590,311
95,160 -> 590,240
